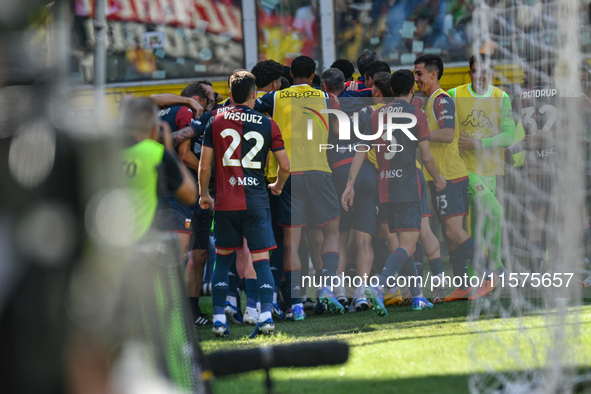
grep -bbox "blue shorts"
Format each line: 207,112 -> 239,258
153,195 -> 192,233
418,168 -> 431,218
277,176 -> 291,228
429,177 -> 469,219
291,172 -> 340,227
214,208 -> 276,253
191,203 -> 213,250
268,186 -> 283,241
381,201 -> 422,232
332,161 -> 377,235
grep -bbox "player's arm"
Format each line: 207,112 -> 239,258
151,93 -> 203,118
270,150 -> 290,195
419,140 -> 446,191
198,117 -> 215,209
429,94 -> 455,143
415,107 -> 446,191
174,107 -> 201,167
178,139 -> 199,170
170,125 -> 196,147
461,93 -> 516,150
198,146 -> 214,208
161,150 -> 197,205
268,120 -> 289,194
170,112 -> 210,147
254,92 -> 275,115
341,150 -> 367,210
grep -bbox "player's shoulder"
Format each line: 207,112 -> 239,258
435,91 -> 453,101
256,90 -> 276,102
433,92 -> 454,108
158,104 -> 181,117
245,106 -> 271,122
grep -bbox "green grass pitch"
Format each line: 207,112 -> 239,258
197,291 -> 591,394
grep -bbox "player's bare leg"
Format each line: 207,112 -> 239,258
176,232 -> 191,263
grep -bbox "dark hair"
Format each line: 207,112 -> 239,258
312,74 -> 321,87
414,54 -> 444,80
181,82 -> 209,100
195,79 -> 212,86
291,56 -> 316,79
469,54 -> 492,70
251,60 -> 284,88
229,71 -> 256,104
372,72 -> 392,96
283,66 -> 293,85
279,76 -> 290,90
357,50 -> 382,77
391,70 -> 415,97
365,61 -> 391,80
331,59 -> 355,81
120,97 -> 159,135
320,68 -> 345,94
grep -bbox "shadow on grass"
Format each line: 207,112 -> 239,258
211,366 -> 591,394
211,372 -> 470,394
198,297 -> 472,342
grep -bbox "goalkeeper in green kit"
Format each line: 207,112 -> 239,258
448,54 -> 515,299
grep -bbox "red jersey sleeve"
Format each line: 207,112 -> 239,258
270,119 -> 285,152
415,107 -> 431,141
175,106 -> 194,129
433,94 -> 455,129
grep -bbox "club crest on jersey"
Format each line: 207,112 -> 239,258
228,175 -> 260,187
461,109 -> 493,128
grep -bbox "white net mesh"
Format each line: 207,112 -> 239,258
468,0 -> 591,392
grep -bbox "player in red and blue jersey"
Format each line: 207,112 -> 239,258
199,71 -> 290,338
342,70 -> 447,316
156,84 -> 204,250
156,82 -> 217,326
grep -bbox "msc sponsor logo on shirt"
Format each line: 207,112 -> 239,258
380,169 -> 403,179
228,176 -> 260,187
536,148 -> 557,157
